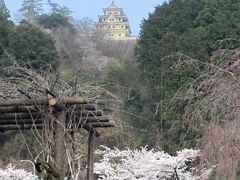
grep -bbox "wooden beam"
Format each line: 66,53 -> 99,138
0,97 -> 89,107
0,119 -> 43,125
85,117 -> 109,123
87,130 -> 95,180
75,104 -> 96,111
0,111 -> 103,120
49,97 -> 89,106
89,121 -> 115,128
0,112 -> 42,120
72,110 -> 103,117
0,124 -> 43,132
0,117 -> 110,127
0,106 -> 38,113
68,117 -> 109,126
0,99 -> 49,106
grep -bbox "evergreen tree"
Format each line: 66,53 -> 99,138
135,0 -> 240,153
9,21 -> 59,70
19,0 -> 43,23
0,0 -> 14,69
47,0 -> 71,19
0,0 -> 10,44
37,13 -> 72,29
0,0 -> 9,19
37,1 -> 72,29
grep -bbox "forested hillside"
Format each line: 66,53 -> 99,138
135,0 -> 240,151
1,0 -> 240,179
133,0 -> 240,178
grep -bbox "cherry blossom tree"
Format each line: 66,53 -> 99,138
95,146 -> 211,180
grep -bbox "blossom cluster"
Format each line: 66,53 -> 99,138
95,146 -> 210,180
0,164 -> 38,180
0,147 -> 212,180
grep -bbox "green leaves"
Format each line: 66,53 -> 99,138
134,0 -> 240,152
37,13 -> 72,29
0,0 -> 9,19
19,0 -> 43,21
0,18 -> 59,71
8,21 -> 59,70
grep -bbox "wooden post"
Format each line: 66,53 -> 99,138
54,110 -> 66,180
87,130 -> 95,180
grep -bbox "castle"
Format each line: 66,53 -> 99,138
96,1 -> 136,40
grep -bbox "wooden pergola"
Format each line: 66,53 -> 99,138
0,97 -> 114,180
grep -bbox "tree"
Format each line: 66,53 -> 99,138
47,0 -> 71,19
19,0 -> 43,23
37,13 -> 72,29
135,0 -> 240,152
182,47 -> 240,179
8,21 -> 59,70
0,0 -> 9,43
0,0 -> 9,19
95,146 -> 203,180
0,0 -> 14,69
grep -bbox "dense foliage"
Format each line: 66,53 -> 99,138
0,1 -> 59,70
19,0 -> 43,22
0,0 -> 13,68
37,13 -> 72,29
37,0 -> 72,29
131,0 -> 240,153
9,21 -> 59,69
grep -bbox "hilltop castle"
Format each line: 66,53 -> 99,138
96,2 -> 136,40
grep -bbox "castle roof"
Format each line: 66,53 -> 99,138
103,1 -> 123,11
107,1 -> 119,9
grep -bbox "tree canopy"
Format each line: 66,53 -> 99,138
134,0 -> 240,152
0,1 -> 14,68
19,0 -> 43,23
0,0 -> 9,19
9,21 -> 59,69
0,2 -> 59,71
37,13 -> 72,29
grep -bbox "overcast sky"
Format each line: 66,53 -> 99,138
5,0 -> 165,36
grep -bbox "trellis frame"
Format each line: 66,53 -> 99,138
0,97 -> 114,180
